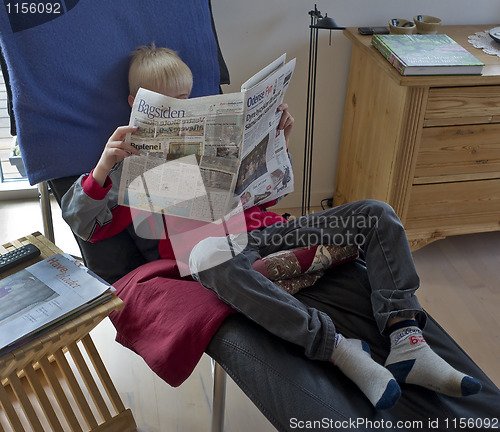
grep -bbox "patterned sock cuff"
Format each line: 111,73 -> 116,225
387,319 -> 420,335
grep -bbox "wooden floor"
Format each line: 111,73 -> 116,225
0,198 -> 499,431
412,231 -> 500,388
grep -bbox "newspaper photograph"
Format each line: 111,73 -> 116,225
118,54 -> 295,222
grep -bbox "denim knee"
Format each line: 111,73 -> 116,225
357,199 -> 403,228
360,199 -> 396,217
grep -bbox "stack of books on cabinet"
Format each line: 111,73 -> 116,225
371,34 -> 484,76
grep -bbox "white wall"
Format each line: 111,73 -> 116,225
211,0 -> 500,208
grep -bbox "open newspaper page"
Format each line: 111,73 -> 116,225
0,254 -> 113,354
118,54 -> 295,221
118,90 -> 245,222
234,57 -> 295,210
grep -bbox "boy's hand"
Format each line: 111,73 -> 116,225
92,126 -> 140,187
276,103 -> 294,148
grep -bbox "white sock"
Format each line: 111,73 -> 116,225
331,334 -> 401,410
385,322 -> 482,397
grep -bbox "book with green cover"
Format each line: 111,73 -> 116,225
371,34 -> 484,76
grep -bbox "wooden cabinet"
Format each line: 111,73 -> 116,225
335,25 -> 500,250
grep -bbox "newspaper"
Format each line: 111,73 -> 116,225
118,54 -> 295,222
0,254 -> 113,354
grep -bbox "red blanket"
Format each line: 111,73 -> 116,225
109,244 -> 358,387
109,259 -> 234,387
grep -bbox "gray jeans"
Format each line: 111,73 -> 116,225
190,199 -> 425,362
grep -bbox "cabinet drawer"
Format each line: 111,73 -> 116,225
414,123 -> 500,182
424,86 -> 500,127
405,179 -> 500,231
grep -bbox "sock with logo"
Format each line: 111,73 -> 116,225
384,320 -> 482,397
330,334 -> 401,410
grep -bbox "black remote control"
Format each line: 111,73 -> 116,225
0,243 -> 41,274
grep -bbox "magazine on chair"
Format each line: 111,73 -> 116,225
0,254 -> 113,355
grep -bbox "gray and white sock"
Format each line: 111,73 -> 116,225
385,322 -> 481,397
331,335 -> 401,410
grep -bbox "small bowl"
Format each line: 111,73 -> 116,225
489,27 -> 500,43
413,15 -> 442,34
389,18 -> 416,34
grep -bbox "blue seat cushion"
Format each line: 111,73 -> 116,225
0,0 -> 221,184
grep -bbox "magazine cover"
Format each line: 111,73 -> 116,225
0,254 -> 112,354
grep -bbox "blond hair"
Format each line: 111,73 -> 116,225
128,43 -> 193,97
